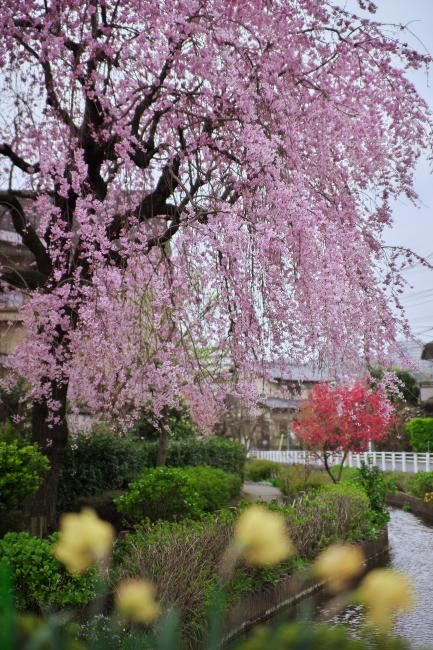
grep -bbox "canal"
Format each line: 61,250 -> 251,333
327,508 -> 433,648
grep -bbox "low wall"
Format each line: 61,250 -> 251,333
224,528 -> 388,643
387,491 -> 433,522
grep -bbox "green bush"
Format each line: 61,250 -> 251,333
405,418 -> 433,452
245,459 -> 281,482
274,464 -> 329,497
115,467 -> 203,522
354,462 -> 389,528
165,437 -> 246,476
0,441 -> 49,511
406,471 -> 433,498
0,532 -> 97,612
184,466 -> 241,511
57,432 -> 146,512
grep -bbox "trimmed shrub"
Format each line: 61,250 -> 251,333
115,467 -> 203,522
57,432 -> 146,512
406,471 -> 433,498
0,532 -> 97,612
245,459 -> 281,482
165,437 -> 246,476
0,441 -> 49,511
184,466 -> 242,511
405,418 -> 433,452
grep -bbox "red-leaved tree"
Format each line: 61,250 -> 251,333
0,0 -> 431,525
293,383 -> 394,482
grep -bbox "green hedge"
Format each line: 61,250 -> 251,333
405,418 -> 433,452
0,532 -> 97,612
57,433 -> 148,512
58,435 -> 246,513
0,441 -> 49,511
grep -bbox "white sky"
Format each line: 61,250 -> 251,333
341,0 -> 433,341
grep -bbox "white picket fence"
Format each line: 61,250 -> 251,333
249,449 -> 433,473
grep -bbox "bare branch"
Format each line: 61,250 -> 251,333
0,192 -> 52,276
0,143 -> 40,174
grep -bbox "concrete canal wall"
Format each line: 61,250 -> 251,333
224,529 -> 389,643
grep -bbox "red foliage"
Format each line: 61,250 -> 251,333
293,382 -> 394,454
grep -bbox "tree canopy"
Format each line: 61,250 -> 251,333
0,1 -> 431,474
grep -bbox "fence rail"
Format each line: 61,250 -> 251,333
248,449 -> 433,474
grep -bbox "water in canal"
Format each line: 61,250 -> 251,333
326,508 -> 433,648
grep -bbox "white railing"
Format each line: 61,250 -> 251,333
248,449 -> 433,474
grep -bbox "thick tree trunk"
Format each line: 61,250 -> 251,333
156,425 -> 169,466
26,382 -> 69,535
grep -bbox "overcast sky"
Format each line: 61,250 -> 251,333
341,1 -> 433,341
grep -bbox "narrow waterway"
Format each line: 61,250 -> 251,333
328,508 -> 433,648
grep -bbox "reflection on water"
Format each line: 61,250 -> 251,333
328,508 -> 433,648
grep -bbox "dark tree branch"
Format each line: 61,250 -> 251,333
0,192 -> 52,276
1,268 -> 47,290
0,144 -> 40,174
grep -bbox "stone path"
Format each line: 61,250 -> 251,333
242,481 -> 284,503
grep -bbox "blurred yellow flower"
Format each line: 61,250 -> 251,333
234,505 -> 294,566
424,491 -> 433,503
358,568 -> 414,630
116,579 -> 161,623
53,508 -> 115,574
313,544 -> 364,592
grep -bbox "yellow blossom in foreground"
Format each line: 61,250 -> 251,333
234,505 -> 294,566
358,569 -> 414,630
313,544 -> 364,592
116,579 -> 161,623
53,508 -> 115,574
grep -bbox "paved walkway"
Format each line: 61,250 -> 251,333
242,481 -> 284,503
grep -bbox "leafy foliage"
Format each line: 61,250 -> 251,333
184,466 -> 242,512
405,418 -> 433,452
354,461 -> 389,529
57,432 -> 146,512
0,442 -> 49,512
115,467 -> 203,522
164,437 -> 246,477
245,459 -> 281,482
294,383 -> 393,482
274,464 -> 329,498
406,471 -> 433,499
0,532 -> 96,612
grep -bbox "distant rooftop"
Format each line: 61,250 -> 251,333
393,340 -> 433,382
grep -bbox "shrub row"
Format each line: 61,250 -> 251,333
58,434 -> 245,513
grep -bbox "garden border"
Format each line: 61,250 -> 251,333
223,528 -> 388,643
